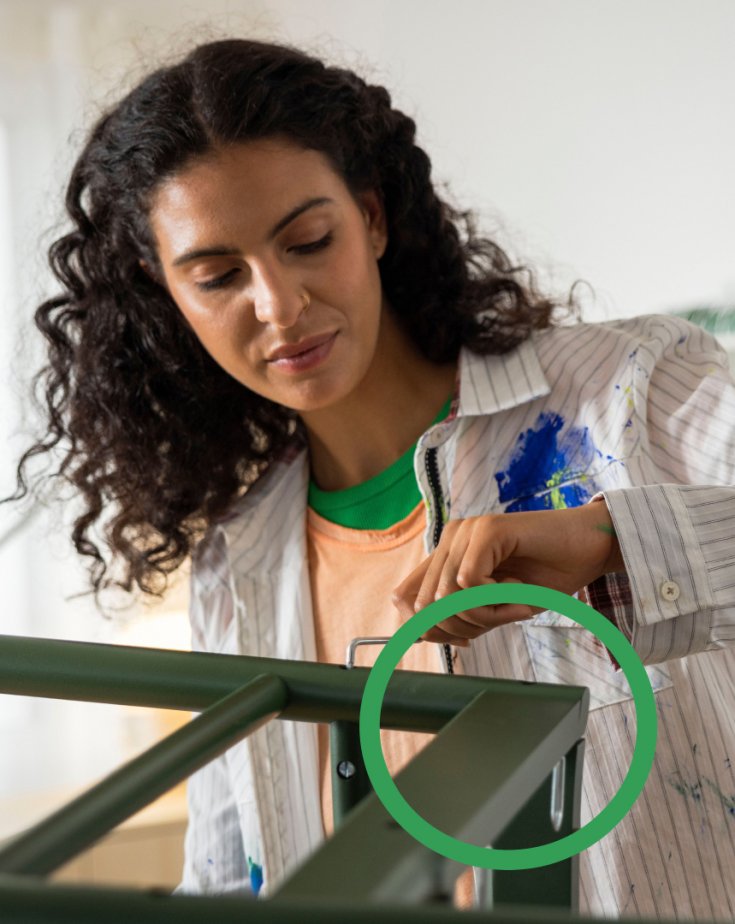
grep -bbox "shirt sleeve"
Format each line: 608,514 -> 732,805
585,317 -> 735,666
176,530 -> 253,895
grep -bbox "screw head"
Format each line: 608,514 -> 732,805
337,760 -> 356,779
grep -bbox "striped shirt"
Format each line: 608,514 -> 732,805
180,313 -> 735,919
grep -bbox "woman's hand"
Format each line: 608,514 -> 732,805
391,500 -> 623,647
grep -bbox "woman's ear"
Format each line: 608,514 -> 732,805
358,189 -> 388,259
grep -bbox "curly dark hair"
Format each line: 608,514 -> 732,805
7,38 -> 576,600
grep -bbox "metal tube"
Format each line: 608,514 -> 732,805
0,634 -> 588,732
0,873 -> 672,924
329,720 -> 372,828
0,674 -> 287,876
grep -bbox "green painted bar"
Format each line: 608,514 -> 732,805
0,874 -> 697,924
0,674 -> 287,876
273,688 -> 588,905
0,634 -> 587,731
329,720 -> 372,828
491,739 -> 585,911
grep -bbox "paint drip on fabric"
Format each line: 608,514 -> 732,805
495,411 -> 600,511
248,856 -> 264,895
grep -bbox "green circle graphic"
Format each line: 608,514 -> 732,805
359,584 -> 657,869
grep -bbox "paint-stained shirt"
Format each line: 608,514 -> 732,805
180,314 -> 735,920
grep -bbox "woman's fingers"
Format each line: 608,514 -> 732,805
424,624 -> 471,647
393,548 -> 479,646
411,521 -> 467,611
392,518 -> 540,645
392,555 -> 432,618
414,519 -> 494,608
422,579 -> 535,643
422,613 -> 484,642
455,515 -> 512,587
433,521 -> 479,597
392,520 -> 516,639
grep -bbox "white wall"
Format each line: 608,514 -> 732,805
2,0 -> 733,323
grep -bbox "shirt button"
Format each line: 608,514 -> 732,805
660,580 -> 680,602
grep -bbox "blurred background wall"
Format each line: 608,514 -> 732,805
0,0 -> 733,887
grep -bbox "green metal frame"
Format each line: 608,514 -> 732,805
0,632 -> 652,922
0,877 -> 700,924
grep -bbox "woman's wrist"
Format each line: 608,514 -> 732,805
589,497 -> 625,574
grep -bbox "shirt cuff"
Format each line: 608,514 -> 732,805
585,487 -> 715,665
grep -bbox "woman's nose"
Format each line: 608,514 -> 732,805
251,264 -> 304,328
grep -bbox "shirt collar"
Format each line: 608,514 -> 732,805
454,335 -> 550,419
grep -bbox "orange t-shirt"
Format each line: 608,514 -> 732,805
307,501 -> 474,908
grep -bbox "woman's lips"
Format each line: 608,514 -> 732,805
268,332 -> 337,373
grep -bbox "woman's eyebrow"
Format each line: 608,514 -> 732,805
172,246 -> 239,267
267,196 -> 334,240
171,197 -> 335,267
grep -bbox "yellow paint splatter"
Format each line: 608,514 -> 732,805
546,470 -> 569,509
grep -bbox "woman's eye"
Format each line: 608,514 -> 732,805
194,233 -> 332,292
196,269 -> 239,292
290,232 -> 333,255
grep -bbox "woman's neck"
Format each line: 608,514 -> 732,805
301,311 -> 457,492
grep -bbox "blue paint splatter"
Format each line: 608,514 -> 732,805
495,412 -> 598,511
248,858 -> 264,895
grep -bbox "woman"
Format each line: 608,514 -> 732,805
8,39 -> 735,918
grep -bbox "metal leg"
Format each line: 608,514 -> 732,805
330,720 -> 372,829
490,739 -> 585,912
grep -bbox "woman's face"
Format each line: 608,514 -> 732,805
148,138 -> 388,412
